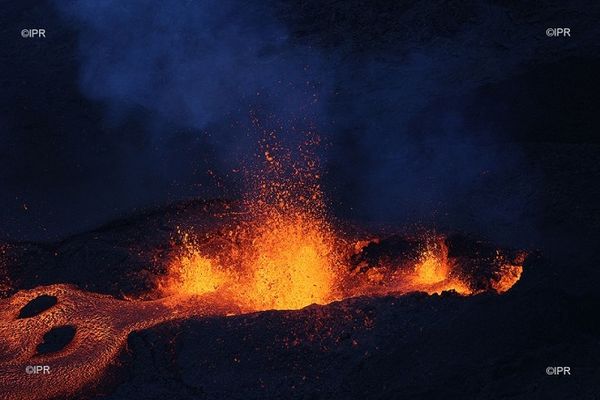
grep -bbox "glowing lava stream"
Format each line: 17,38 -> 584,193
0,285 -> 243,400
0,230 -> 523,400
0,235 -> 523,400
0,137 -> 524,400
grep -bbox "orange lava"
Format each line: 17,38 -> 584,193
158,232 -> 231,297
159,130 -> 347,311
0,133 -> 527,400
246,207 -> 339,310
159,206 -> 342,311
403,240 -> 471,295
159,136 -> 524,311
0,284 -> 241,400
491,264 -> 524,293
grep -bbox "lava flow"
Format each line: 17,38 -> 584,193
0,134 -> 525,400
0,285 -> 242,400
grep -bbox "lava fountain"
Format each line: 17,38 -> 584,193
0,132 -> 525,400
159,133 -> 345,311
158,133 -> 525,312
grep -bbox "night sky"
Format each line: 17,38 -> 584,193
1,0 -> 599,249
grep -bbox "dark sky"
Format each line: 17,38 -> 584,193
1,0 -> 599,245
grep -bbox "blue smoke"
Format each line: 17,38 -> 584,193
52,0 -> 549,247
55,0 -> 333,170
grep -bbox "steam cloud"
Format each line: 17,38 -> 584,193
49,0 -> 552,246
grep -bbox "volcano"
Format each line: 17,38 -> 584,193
1,133 -> 598,400
1,1 -> 599,397
0,190 -> 597,399
0,195 -> 593,400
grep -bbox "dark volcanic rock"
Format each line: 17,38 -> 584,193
17,294 -> 57,319
36,325 -> 76,355
0,199 -> 236,300
104,291 -> 600,400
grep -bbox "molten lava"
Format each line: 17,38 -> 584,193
404,240 -> 471,295
158,232 -> 231,297
159,207 -> 341,311
491,263 -> 524,293
247,208 -> 338,310
0,134 -> 527,400
159,136 -> 524,311
159,131 -> 346,311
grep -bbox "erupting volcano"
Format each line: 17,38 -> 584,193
159,133 -> 524,312
159,204 -> 524,313
0,135 -> 525,400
